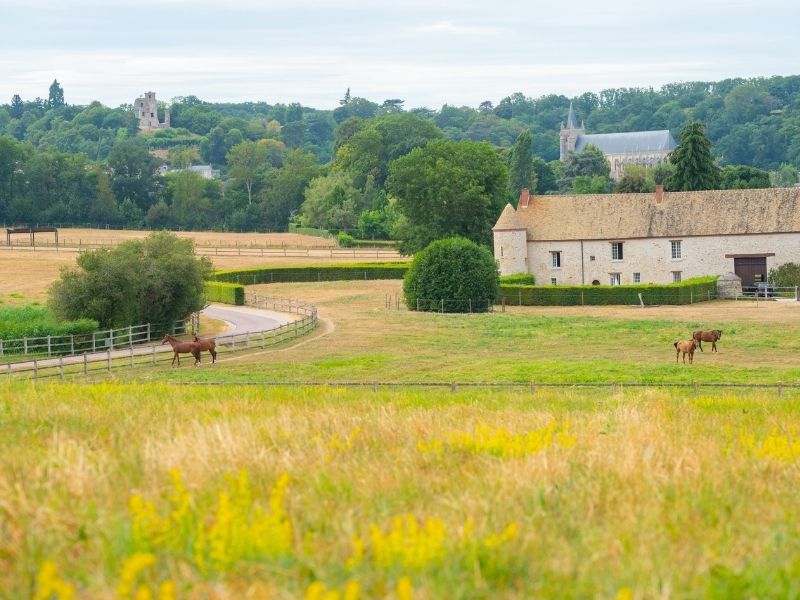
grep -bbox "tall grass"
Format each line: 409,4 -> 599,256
2,382 -> 799,598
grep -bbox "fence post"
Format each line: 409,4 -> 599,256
34,359 -> 38,379
469,298 -> 472,313
518,290 -> 522,305
0,339 -> 3,358
23,337 -> 28,355
129,346 -> 134,367
70,335 -> 74,355
440,299 -> 444,313
110,328 -> 114,350
92,333 -> 96,353
83,353 -> 88,376
59,356 -> 64,380
47,335 -> 51,358
107,349 -> 112,372
796,287 -> 798,302
530,380 -> 536,394
146,323 -> 151,341
451,382 -> 457,393
152,345 -> 156,365
778,381 -> 783,398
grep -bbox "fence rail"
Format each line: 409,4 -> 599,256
2,294 -> 317,380
0,322 -> 187,360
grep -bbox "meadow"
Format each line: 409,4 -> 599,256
3,235 -> 800,598
3,383 -> 800,599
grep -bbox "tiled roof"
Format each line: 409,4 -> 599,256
492,203 -> 527,231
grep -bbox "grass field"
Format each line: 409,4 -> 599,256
4,245 -> 800,598
2,383 -> 799,598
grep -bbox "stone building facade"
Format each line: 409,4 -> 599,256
494,187 -> 800,288
559,103 -> 676,180
135,91 -> 170,132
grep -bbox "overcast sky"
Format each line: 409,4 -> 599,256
1,0 -> 797,110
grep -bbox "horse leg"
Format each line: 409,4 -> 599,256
697,340 -> 703,352
210,349 -> 217,364
171,351 -> 177,367
712,341 -> 717,352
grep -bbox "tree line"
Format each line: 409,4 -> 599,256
1,77 -> 799,253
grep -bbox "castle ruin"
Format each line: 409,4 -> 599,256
134,91 -> 170,132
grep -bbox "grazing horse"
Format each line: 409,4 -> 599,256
674,339 -> 697,364
192,335 -> 217,364
161,334 -> 202,366
693,329 -> 722,353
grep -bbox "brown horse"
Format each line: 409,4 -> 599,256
674,339 -> 697,364
192,335 -> 217,364
161,334 -> 202,366
693,329 -> 722,353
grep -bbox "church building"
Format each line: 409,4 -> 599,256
559,103 -> 676,180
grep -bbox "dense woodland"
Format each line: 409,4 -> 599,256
1,76 -> 799,242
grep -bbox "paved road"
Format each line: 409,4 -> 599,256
202,304 -> 293,335
5,304 -> 295,373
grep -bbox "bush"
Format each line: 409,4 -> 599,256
0,305 -> 98,339
404,237 -> 499,313
204,282 -> 245,305
336,231 -> 356,247
769,263 -> 800,287
49,231 -> 212,332
499,273 -> 535,285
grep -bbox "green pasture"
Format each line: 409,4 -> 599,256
129,281 -> 800,385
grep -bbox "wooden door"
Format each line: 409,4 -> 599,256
734,256 -> 767,288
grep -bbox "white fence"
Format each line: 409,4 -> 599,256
0,322 -> 187,360
1,293 -> 317,380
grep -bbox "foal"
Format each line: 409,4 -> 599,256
674,339 -> 697,364
693,329 -> 722,353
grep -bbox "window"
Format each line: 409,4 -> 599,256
610,273 -> 621,286
589,255 -> 595,262
671,240 -> 682,259
551,251 -> 561,268
672,271 -> 682,282
551,277 -> 557,285
633,272 -> 641,284
611,242 -> 624,261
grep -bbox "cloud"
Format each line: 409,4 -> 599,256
412,21 -> 499,35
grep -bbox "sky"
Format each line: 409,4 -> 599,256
1,0 -> 797,111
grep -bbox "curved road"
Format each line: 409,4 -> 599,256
5,304 -> 296,373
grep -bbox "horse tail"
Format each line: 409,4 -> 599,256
673,341 -> 678,349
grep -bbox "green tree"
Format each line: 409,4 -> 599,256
559,144 -> 610,191
166,170 -> 211,229
572,175 -> 611,194
615,164 -> 656,193
226,140 -> 268,205
88,168 -> 120,224
403,237 -> 499,313
508,129 -> 535,197
108,138 -> 161,211
668,121 -> 721,191
260,149 -> 319,231
770,164 -> 798,188
299,172 -> 363,232
532,157 -> 557,193
720,165 -> 771,189
10,94 -> 23,119
48,231 -> 211,332
48,80 -> 65,109
386,139 -> 508,254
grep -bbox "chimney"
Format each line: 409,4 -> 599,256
655,184 -> 664,204
518,188 -> 530,209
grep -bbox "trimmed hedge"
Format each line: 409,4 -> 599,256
499,273 -> 535,285
498,276 -> 718,306
204,281 -> 245,305
211,263 -> 409,285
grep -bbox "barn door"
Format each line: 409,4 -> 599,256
734,256 -> 767,288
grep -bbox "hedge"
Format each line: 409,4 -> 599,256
210,263 -> 409,285
204,281 -> 245,305
498,276 -> 718,306
499,273 -> 535,285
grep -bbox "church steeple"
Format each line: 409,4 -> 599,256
559,101 -> 586,160
566,101 -> 579,129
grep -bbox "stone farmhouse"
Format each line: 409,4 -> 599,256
560,103 -> 676,180
135,91 -> 170,132
493,186 -> 800,289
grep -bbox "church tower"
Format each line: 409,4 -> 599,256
559,101 -> 585,160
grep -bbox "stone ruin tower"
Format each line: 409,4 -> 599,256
135,91 -> 170,132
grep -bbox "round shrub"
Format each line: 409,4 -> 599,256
403,237 -> 499,313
